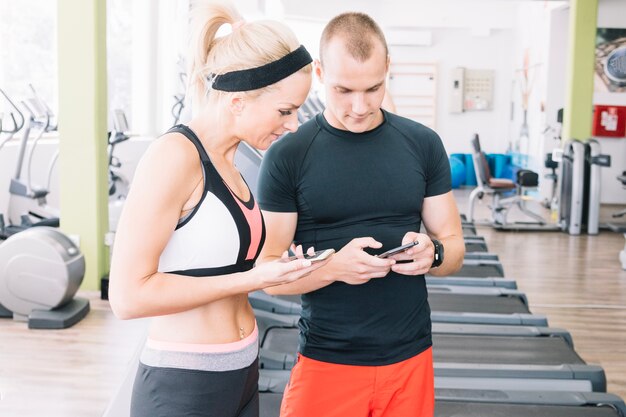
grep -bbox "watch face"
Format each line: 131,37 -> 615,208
437,242 -> 444,263
431,239 -> 443,267
604,46 -> 626,86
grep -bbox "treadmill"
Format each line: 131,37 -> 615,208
465,236 -> 489,253
463,223 -> 478,236
429,290 -> 543,324
453,258 -> 505,277
258,325 -> 606,392
257,317 -> 577,371
256,285 -> 532,313
250,287 -> 549,326
465,253 -> 498,261
428,253 -> 516,289
259,388 -> 626,417
426,275 -> 516,289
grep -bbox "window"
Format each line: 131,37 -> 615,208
0,0 -> 57,117
107,0 -> 133,127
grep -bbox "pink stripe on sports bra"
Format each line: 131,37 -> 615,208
229,190 -> 264,260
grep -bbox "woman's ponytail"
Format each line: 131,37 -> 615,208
188,0 -> 242,106
187,0 -> 311,109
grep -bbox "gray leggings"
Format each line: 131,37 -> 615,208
130,358 -> 259,417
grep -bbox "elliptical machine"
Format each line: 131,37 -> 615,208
108,109 -> 130,200
0,227 -> 90,328
7,85 -> 60,229
0,88 -> 25,144
0,87 -> 25,239
0,86 -> 89,328
107,109 -> 130,232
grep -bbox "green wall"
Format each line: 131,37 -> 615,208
57,0 -> 109,291
562,0 -> 599,143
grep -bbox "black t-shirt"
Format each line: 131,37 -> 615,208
258,110 -> 451,365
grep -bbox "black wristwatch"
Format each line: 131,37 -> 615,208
431,239 -> 444,268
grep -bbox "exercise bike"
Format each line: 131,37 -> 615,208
542,152 -> 559,211
467,134 -> 561,231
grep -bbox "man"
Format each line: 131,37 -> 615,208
257,12 -> 464,417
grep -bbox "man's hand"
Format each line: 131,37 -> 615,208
388,232 -> 434,276
327,237 -> 395,285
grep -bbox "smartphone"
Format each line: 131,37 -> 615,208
377,241 -> 419,259
281,249 -> 335,263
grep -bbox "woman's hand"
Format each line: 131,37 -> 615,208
249,245 -> 330,289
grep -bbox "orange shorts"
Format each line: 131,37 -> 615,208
280,347 -> 434,417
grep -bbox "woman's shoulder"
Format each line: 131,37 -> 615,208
144,130 -> 202,170
129,130 -> 204,201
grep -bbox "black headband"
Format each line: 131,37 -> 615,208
209,45 -> 312,92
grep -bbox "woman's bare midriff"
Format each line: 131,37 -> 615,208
148,293 -> 256,344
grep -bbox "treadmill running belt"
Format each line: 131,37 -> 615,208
263,328 -> 299,352
463,226 -> 477,236
429,293 -> 530,314
452,264 -> 504,278
465,241 -> 487,252
264,331 -> 585,366
260,393 -> 283,417
276,291 -> 530,314
276,294 -> 301,304
262,396 -> 622,417
436,401 -> 620,417
432,334 -> 585,365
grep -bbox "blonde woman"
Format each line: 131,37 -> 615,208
108,1 -> 319,416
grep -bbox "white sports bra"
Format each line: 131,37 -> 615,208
158,125 -> 266,277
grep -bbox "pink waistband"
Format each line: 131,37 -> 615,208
146,322 -> 258,353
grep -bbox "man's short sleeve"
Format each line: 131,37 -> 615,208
257,140 -> 299,212
425,133 -> 452,198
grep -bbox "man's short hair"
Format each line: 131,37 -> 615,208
320,12 -> 389,64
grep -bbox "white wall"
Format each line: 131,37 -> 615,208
389,28 -> 516,154
285,0 -> 520,31
540,5 -> 570,203
503,2 -> 568,205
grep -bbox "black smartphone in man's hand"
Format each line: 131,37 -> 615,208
377,241 -> 419,259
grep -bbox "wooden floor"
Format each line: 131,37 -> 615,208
476,228 -> 626,398
0,189 -> 625,416
462,188 -> 626,400
0,296 -> 148,417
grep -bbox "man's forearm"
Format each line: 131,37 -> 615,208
428,235 -> 465,276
